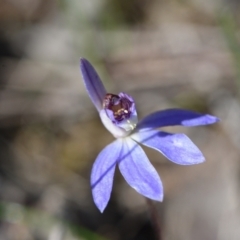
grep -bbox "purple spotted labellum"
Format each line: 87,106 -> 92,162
80,58 -> 219,213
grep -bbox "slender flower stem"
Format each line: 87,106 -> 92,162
146,198 -> 162,240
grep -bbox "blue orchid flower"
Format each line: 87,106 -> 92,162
80,58 -> 219,212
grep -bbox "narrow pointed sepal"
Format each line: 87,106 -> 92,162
80,58 -> 107,111
118,138 -> 163,201
132,130 -> 205,165
137,108 -> 219,131
91,139 -> 123,212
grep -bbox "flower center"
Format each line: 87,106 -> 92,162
103,93 -> 132,122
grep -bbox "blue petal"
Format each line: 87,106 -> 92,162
91,139 -> 123,212
80,58 -> 107,111
136,108 -> 219,130
118,138 -> 163,201
131,130 -> 205,165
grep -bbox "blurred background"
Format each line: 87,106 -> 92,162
0,0 -> 240,239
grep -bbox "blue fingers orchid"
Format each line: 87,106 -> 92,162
80,58 -> 219,212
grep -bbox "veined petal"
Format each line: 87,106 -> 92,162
80,58 -> 106,111
118,138 -> 163,201
131,130 -> 205,165
136,108 -> 219,131
91,139 -> 123,212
